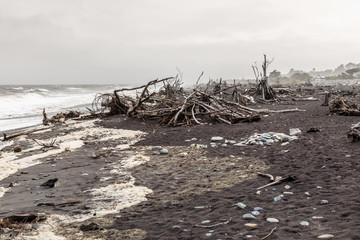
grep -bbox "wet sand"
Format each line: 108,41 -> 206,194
0,88 -> 360,239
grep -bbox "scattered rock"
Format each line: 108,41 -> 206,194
274,195 -> 283,202
305,192 -> 310,196
160,149 -> 169,155
172,225 -> 181,229
191,138 -> 197,141
243,214 -> 256,220
284,185 -> 291,190
201,220 -> 211,224
251,211 -> 260,216
289,128 -> 302,136
317,234 -> 334,239
307,127 -> 320,133
320,200 -> 329,205
236,202 -> 246,209
253,207 -> 263,212
152,146 -> 162,151
266,218 -> 279,223
244,223 -> 257,228
299,221 -> 309,226
225,140 -> 236,145
13,146 -> 22,152
40,178 -> 58,188
190,144 -> 207,149
205,233 -> 212,237
211,136 -> 224,142
312,216 -> 324,219
177,152 -> 188,157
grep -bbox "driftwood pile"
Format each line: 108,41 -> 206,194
93,77 -> 262,127
42,109 -> 81,125
252,54 -> 277,102
93,77 -> 303,127
329,97 -> 360,116
348,122 -> 360,142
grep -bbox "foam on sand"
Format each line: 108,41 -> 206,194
0,119 -> 152,239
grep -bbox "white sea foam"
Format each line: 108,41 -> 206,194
5,119 -> 151,240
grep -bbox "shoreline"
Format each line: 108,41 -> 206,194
0,86 -> 359,239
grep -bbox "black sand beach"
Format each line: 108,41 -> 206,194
0,87 -> 360,240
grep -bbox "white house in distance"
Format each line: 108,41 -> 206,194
313,75 -> 326,85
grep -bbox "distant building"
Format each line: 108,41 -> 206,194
314,75 -> 326,81
312,75 -> 326,85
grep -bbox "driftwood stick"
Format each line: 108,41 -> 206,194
262,226 -> 277,240
114,77 -> 173,92
3,127 -> 51,141
257,175 -> 296,190
195,218 -> 232,228
257,172 -> 275,182
191,104 -> 202,125
33,139 -> 58,148
196,71 -> 204,85
172,91 -> 197,126
55,200 -> 83,206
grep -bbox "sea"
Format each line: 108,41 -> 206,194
0,84 -> 128,132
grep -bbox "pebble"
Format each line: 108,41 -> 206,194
251,211 -> 260,216
210,143 -> 217,148
243,213 -> 256,220
32,223 -> 39,230
191,138 -> 197,141
345,155 -> 351,158
281,142 -> 289,146
225,140 -> 236,144
284,185 -> 291,189
317,186 -> 322,189
208,230 -> 214,233
305,192 -> 310,196
172,225 -> 181,229
283,191 -> 293,195
237,202 -> 246,209
289,128 -> 302,136
13,146 -> 22,152
299,221 -> 309,226
280,135 -> 291,142
244,223 -> 257,228
160,149 -> 169,155
320,200 -> 329,205
266,218 -> 279,223
177,152 -> 188,157
152,146 -> 162,151
211,136 -> 223,142
253,207 -> 263,212
317,234 -> 334,239
274,195 -> 282,202
312,216 -> 324,219
205,233 -> 212,237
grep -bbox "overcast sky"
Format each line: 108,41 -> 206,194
0,0 -> 360,85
